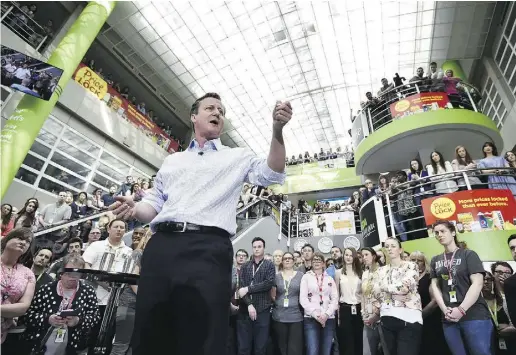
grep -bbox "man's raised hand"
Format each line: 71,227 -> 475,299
109,196 -> 136,220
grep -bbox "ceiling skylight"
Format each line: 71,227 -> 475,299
103,1 -> 495,156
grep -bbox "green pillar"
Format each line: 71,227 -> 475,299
0,1 -> 116,199
442,60 -> 467,81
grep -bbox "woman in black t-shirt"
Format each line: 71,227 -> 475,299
430,220 -> 493,355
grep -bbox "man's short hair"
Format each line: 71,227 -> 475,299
68,237 -> 83,248
430,61 -> 437,66
62,254 -> 86,269
491,261 -> 514,275
251,237 -> 266,248
190,93 -> 222,116
331,246 -> 342,252
108,218 -> 127,230
508,234 -> 516,245
235,249 -> 248,258
302,244 -> 315,253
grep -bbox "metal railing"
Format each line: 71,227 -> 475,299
1,2 -> 49,52
351,78 -> 482,149
374,167 -> 516,241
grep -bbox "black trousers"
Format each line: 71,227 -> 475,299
131,231 -> 233,355
338,303 -> 363,355
272,320 -> 303,355
380,316 -> 422,355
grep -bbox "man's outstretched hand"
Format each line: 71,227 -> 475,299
272,101 -> 292,130
109,196 -> 136,220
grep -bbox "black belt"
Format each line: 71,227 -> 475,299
155,222 -> 230,238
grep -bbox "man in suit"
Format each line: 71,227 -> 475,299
505,234 -> 516,324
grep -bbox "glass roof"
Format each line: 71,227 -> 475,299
113,1 -> 460,156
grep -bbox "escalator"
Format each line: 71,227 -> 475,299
231,199 -> 290,250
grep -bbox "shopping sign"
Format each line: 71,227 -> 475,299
421,189 -> 516,233
389,92 -> 450,120
72,64 -> 179,152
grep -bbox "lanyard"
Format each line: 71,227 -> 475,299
236,268 -> 240,290
282,272 -> 293,297
487,298 -> 498,327
252,260 -> 263,281
57,281 -> 78,311
316,273 -> 325,305
442,248 -> 459,282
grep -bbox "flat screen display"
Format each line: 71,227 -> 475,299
1,45 -> 63,100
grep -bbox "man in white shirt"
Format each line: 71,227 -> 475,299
83,219 -> 133,304
110,92 -> 292,355
13,62 -> 31,85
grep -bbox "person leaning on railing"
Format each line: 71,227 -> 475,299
451,145 -> 483,190
478,141 -> 516,196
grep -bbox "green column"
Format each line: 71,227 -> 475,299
0,1 -> 116,199
442,60 -> 467,81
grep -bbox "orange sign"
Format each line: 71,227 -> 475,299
390,92 -> 450,119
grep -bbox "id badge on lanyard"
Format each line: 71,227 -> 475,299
55,328 -> 66,343
443,248 -> 458,304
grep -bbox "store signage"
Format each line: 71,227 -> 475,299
389,92 -> 450,120
421,189 -> 516,233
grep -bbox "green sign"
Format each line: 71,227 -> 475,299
272,163 -> 362,194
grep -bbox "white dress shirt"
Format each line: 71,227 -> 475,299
142,138 -> 286,234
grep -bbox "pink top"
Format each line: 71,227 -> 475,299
300,270 -> 339,319
1,218 -> 14,237
1,263 -> 36,343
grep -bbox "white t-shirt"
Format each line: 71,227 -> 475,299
82,239 -> 133,305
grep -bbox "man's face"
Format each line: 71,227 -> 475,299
109,221 -> 126,240
510,239 -> 516,261
68,242 -> 81,255
132,228 -> 145,248
302,247 -> 313,261
110,186 -> 116,194
331,247 -> 342,260
430,63 -> 437,73
381,78 -> 388,87
235,251 -> 248,265
417,67 -> 424,76
365,180 -> 373,189
252,240 -> 265,258
127,176 -> 133,184
57,191 -> 66,203
33,249 -> 52,267
191,97 -> 225,140
88,228 -> 101,243
366,92 -> 373,100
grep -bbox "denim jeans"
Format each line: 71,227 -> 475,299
111,305 -> 136,355
304,317 -> 336,355
391,212 -> 408,241
442,319 -> 493,355
236,309 -> 271,355
363,325 -> 381,355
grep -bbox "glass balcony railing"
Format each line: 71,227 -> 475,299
351,77 -> 483,150
1,2 -> 50,52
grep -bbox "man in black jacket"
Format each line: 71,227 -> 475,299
236,237 -> 275,355
505,234 -> 516,324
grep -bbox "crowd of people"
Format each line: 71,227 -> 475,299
1,2 -> 55,50
356,62 -> 482,131
81,57 -> 185,152
286,147 -> 354,167
227,229 -> 516,355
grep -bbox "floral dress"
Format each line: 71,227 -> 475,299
1,263 -> 36,343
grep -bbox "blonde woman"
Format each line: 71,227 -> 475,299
361,247 -> 381,355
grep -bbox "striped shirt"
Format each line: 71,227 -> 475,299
142,138 -> 285,234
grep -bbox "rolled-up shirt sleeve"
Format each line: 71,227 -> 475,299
245,154 -> 286,186
141,169 -> 166,214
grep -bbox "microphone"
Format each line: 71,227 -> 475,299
198,151 -> 204,156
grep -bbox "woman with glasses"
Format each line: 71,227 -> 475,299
360,248 -> 381,355
410,251 -> 450,355
486,265 -> 516,354
300,252 -> 338,355
23,254 -> 100,355
271,252 -> 304,355
336,248 -> 363,355
373,238 -> 423,355
430,220 -> 492,355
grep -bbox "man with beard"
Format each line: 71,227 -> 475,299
48,237 -> 82,278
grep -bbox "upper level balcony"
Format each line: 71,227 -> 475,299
351,75 -> 505,175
